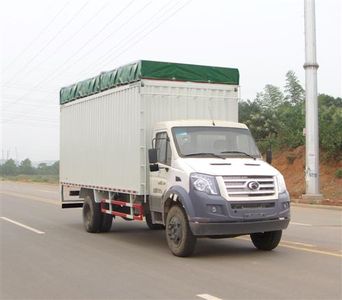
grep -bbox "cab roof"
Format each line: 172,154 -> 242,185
154,120 -> 248,130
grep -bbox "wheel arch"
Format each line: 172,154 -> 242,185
80,187 -> 94,200
162,186 -> 195,223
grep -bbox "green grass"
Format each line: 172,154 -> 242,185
0,175 -> 59,184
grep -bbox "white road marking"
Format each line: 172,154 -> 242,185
197,294 -> 223,300
290,222 -> 313,227
0,217 -> 45,234
281,240 -> 314,247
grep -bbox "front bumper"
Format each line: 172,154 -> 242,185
189,218 -> 290,236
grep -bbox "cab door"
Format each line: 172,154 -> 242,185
149,131 -> 172,212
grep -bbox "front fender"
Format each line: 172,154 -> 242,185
162,186 -> 196,218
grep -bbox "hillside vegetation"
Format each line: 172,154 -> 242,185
239,71 -> 341,160
239,71 -> 341,202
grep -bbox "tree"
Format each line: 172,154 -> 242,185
19,158 -> 35,175
239,98 -> 279,154
50,161 -> 59,175
284,70 -> 305,105
37,163 -> 49,175
277,101 -> 305,148
0,159 -> 18,176
319,94 -> 342,159
255,84 -> 284,111
239,71 -> 341,157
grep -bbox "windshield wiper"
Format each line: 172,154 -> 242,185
184,152 -> 225,159
220,150 -> 256,160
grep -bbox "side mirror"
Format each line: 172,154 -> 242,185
149,164 -> 159,172
266,149 -> 272,164
148,148 -> 159,172
148,148 -> 157,164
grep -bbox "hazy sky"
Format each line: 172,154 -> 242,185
1,0 -> 341,161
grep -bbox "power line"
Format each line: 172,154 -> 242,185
2,99 -> 58,108
4,1 -> 110,86
1,0 -> 163,111
1,0 -> 192,126
3,103 -> 58,124
2,111 -> 58,123
74,0 -> 177,75
84,0 -> 192,74
1,85 -> 57,93
2,116 -> 58,124
4,0 -> 171,102
3,120 -> 59,128
37,0 -> 179,85
3,1 -> 71,71
4,1 -> 90,86
33,0 -> 137,83
58,1 -> 153,73
2,0 -> 135,112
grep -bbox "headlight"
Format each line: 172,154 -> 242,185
276,174 -> 287,194
190,173 -> 219,195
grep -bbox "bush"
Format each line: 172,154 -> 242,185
335,169 -> 342,179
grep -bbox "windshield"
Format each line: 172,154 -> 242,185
172,126 -> 261,158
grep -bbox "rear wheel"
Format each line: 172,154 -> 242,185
166,205 -> 196,257
83,195 -> 113,233
100,214 -> 113,232
250,230 -> 282,250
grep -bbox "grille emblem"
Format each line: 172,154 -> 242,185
247,181 -> 260,191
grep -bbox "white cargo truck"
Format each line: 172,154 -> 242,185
60,60 -> 290,256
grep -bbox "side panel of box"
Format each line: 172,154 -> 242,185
60,84 -> 142,194
142,80 -> 239,148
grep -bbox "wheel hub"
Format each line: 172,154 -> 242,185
168,216 -> 182,245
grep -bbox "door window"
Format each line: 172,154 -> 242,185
155,132 -> 171,165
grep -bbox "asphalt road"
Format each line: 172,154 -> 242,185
1,181 -> 341,300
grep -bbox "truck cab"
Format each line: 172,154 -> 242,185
148,120 -> 290,256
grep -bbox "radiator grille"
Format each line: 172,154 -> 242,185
222,176 -> 275,198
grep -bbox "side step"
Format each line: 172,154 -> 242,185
100,199 -> 144,221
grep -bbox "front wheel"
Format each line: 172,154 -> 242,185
250,230 -> 282,251
166,205 -> 196,257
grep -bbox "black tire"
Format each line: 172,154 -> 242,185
100,214 -> 113,232
145,212 -> 165,230
250,230 -> 282,251
166,205 -> 196,257
83,195 -> 113,233
83,195 -> 102,233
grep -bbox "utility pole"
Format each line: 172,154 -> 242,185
303,0 -> 323,202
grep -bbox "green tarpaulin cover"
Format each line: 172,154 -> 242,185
60,60 -> 239,104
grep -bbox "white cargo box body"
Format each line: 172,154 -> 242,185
60,79 -> 238,195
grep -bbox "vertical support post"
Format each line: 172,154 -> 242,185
303,0 -> 323,202
140,84 -> 147,203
